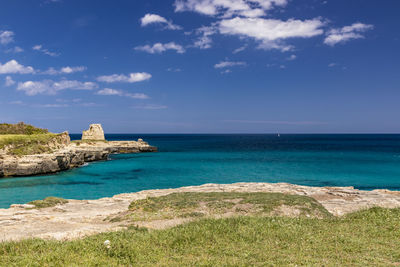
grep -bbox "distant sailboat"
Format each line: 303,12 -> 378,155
277,133 -> 280,137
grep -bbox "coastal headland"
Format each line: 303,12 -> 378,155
0,123 -> 157,177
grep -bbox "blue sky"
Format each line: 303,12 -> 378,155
0,0 -> 399,133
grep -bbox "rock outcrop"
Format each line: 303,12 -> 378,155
1,182 -> 400,241
82,124 -> 105,141
0,124 -> 157,177
0,140 -> 157,177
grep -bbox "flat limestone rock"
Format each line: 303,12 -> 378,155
1,182 -> 400,242
82,124 -> 105,141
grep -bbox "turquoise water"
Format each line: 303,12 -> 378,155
1,134 -> 400,208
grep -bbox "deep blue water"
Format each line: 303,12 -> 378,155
1,134 -> 400,208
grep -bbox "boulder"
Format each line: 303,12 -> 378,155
82,124 -> 105,141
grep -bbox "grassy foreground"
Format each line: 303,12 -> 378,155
1,203 -> 400,266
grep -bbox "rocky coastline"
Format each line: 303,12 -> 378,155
0,124 -> 157,178
1,182 -> 400,241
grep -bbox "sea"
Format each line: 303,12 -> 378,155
1,134 -> 400,208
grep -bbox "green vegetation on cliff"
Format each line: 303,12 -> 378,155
0,133 -> 57,156
0,122 -> 48,135
0,122 -> 69,156
0,207 -> 399,266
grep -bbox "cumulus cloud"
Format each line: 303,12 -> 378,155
219,17 -> 325,51
135,42 -> 185,54
0,31 -> 14,45
174,0 -> 287,18
96,72 -> 152,83
17,80 -> 98,96
324,23 -> 374,46
32,44 -> 60,57
140,13 -> 182,30
96,88 -> 149,99
214,61 -> 247,68
287,54 -> 297,60
42,66 -> 87,75
5,76 -> 15,86
0,60 -> 35,74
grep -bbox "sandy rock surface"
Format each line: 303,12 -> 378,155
1,182 -> 400,242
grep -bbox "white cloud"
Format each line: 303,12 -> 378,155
9,100 -> 24,105
221,69 -> 232,74
174,0 -> 288,18
32,44 -> 60,57
0,60 -> 35,74
5,46 -> 24,53
33,103 -> 69,108
324,23 -> 374,46
233,45 -> 247,54
17,80 -> 98,96
328,63 -> 337,67
97,88 -> 149,99
125,93 -> 149,99
42,66 -> 87,75
133,104 -> 167,110
167,67 -> 182,72
219,17 -> 325,51
287,54 -> 296,60
96,72 -> 152,83
214,61 -> 247,68
5,76 -> 15,86
61,66 -> 86,74
97,88 -> 122,96
193,26 -> 216,49
135,42 -> 185,54
140,13 -> 182,30
0,31 -> 14,45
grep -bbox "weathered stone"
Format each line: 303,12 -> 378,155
0,139 -> 157,177
1,182 -> 400,242
82,124 -> 105,141
0,124 -> 156,177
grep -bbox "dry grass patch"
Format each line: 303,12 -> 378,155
120,192 -> 332,227
28,197 -> 68,209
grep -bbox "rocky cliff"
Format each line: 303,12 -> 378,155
0,125 -> 157,177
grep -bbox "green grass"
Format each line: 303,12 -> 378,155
0,122 -> 48,135
126,192 -> 332,222
1,207 -> 400,266
0,133 -> 58,156
27,197 -> 68,209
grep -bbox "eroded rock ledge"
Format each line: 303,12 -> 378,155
1,182 -> 400,242
0,138 -> 157,177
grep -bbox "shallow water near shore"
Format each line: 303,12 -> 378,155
1,134 -> 400,208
